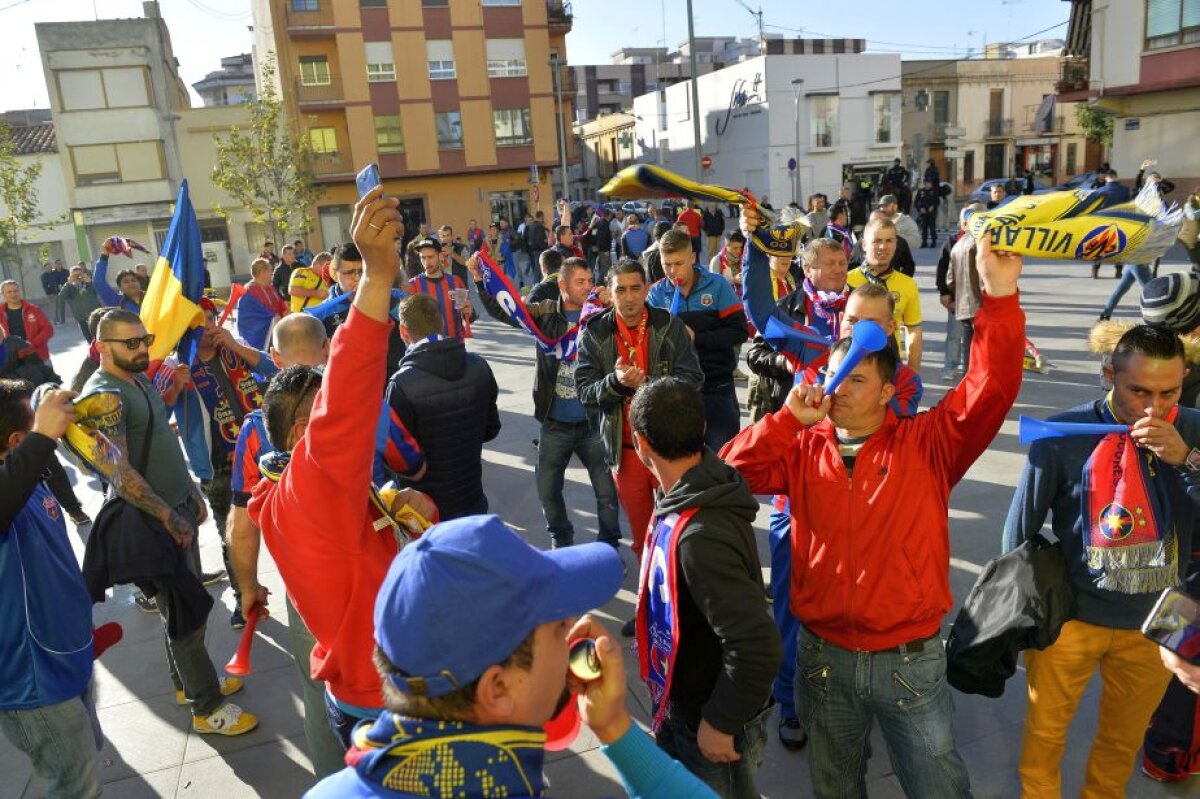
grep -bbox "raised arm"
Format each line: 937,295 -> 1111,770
92,254 -> 121,307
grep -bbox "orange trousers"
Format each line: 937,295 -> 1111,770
1020,619 -> 1172,798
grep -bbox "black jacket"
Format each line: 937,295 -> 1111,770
575,306 -> 704,467
474,286 -> 570,423
526,277 -> 561,305
945,534 -> 1074,698
386,337 -> 501,519
655,451 -> 781,733
702,209 -> 726,236
83,499 -> 214,639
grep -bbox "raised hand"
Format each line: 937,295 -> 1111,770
976,231 -> 1022,298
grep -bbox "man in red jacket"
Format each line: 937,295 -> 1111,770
1,281 -> 53,361
723,214 -> 1026,799
248,186 -> 432,750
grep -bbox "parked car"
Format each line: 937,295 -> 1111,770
1049,171 -> 1103,191
621,200 -> 651,215
967,177 -> 1052,204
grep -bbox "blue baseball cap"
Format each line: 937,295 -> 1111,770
374,514 -> 623,697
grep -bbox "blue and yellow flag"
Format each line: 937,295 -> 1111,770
141,179 -> 206,366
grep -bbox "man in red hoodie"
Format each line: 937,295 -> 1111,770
248,186 -> 431,749
1,281 -> 53,361
723,212 -> 1026,799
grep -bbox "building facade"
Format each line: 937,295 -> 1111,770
192,53 -> 258,107
1059,0 -> 1200,189
251,0 -> 576,250
0,117 -> 78,300
34,2 -> 258,289
570,112 -> 636,199
902,54 -> 1100,196
631,51 -> 900,206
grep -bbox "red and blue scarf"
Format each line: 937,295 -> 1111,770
191,348 -> 262,459
800,278 -> 847,339
475,248 -> 580,361
1083,395 -> 1180,594
635,508 -> 700,732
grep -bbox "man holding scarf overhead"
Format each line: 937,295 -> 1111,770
1003,324 -> 1200,799
467,251 -> 621,552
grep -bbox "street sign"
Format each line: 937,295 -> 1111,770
701,155 -> 713,170
943,126 -> 966,138
944,149 -> 965,159
530,164 -> 539,184
787,157 -> 796,172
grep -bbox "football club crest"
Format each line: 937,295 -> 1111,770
43,496 -> 60,521
700,293 -> 713,307
1097,501 -> 1136,541
1076,225 -> 1127,261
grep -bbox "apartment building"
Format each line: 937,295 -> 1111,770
251,0 -> 576,250
902,53 -> 1100,196
1059,0 -> 1200,188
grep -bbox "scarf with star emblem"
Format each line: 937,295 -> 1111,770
1082,394 -> 1180,594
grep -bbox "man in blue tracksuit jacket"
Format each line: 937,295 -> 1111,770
0,381 -> 101,798
646,228 -> 748,451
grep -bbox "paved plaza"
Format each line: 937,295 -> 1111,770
3,247 -> 1199,798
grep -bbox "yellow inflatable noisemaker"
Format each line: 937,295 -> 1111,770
31,386 -> 124,483
601,164 -> 808,257
964,180 -> 1184,265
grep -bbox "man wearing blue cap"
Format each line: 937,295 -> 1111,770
305,514 -> 720,799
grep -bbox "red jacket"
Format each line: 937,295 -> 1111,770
677,208 -> 703,238
1,302 -> 53,360
722,293 -> 1025,652
249,307 -> 398,708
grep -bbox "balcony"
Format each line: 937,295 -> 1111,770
547,0 -> 573,34
295,75 -> 343,107
1027,115 -> 1066,135
1056,57 -> 1090,101
983,118 -> 1013,138
310,151 -> 352,178
285,2 -> 335,32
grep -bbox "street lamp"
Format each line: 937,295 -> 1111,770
550,53 -> 570,203
791,78 -> 804,205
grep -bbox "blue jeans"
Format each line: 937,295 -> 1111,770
768,506 -> 798,718
942,311 -> 962,372
0,685 -> 102,799
702,382 -> 742,452
537,419 -> 621,548
324,690 -> 378,751
655,702 -> 773,799
286,595 -> 346,778
796,627 -> 972,799
1102,263 -> 1151,316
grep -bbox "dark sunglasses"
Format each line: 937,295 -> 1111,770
101,334 -> 156,350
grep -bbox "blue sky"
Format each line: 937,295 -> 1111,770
0,0 -> 1072,113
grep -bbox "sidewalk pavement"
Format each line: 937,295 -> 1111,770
3,250 -> 1197,797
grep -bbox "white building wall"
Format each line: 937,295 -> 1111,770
0,152 -> 80,299
631,53 -> 901,206
1090,0 -> 1142,90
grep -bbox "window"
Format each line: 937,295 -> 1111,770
58,67 -> 150,110
486,39 -> 527,77
1146,0 -> 1200,48
482,0 -> 522,5
375,115 -> 404,153
933,90 -> 950,126
809,95 -> 838,149
873,93 -> 900,145
436,112 -> 462,148
299,56 -> 331,86
360,0 -> 386,5
427,41 -> 455,80
70,141 -> 163,185
309,127 -> 338,154
292,0 -> 318,10
963,150 -> 975,184
422,0 -> 448,5
1066,142 -> 1078,175
365,41 -> 395,82
493,108 -> 532,146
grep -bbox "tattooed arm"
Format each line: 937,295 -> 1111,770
104,419 -> 195,549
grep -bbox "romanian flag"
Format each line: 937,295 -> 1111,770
237,286 -> 283,351
140,180 -> 206,366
